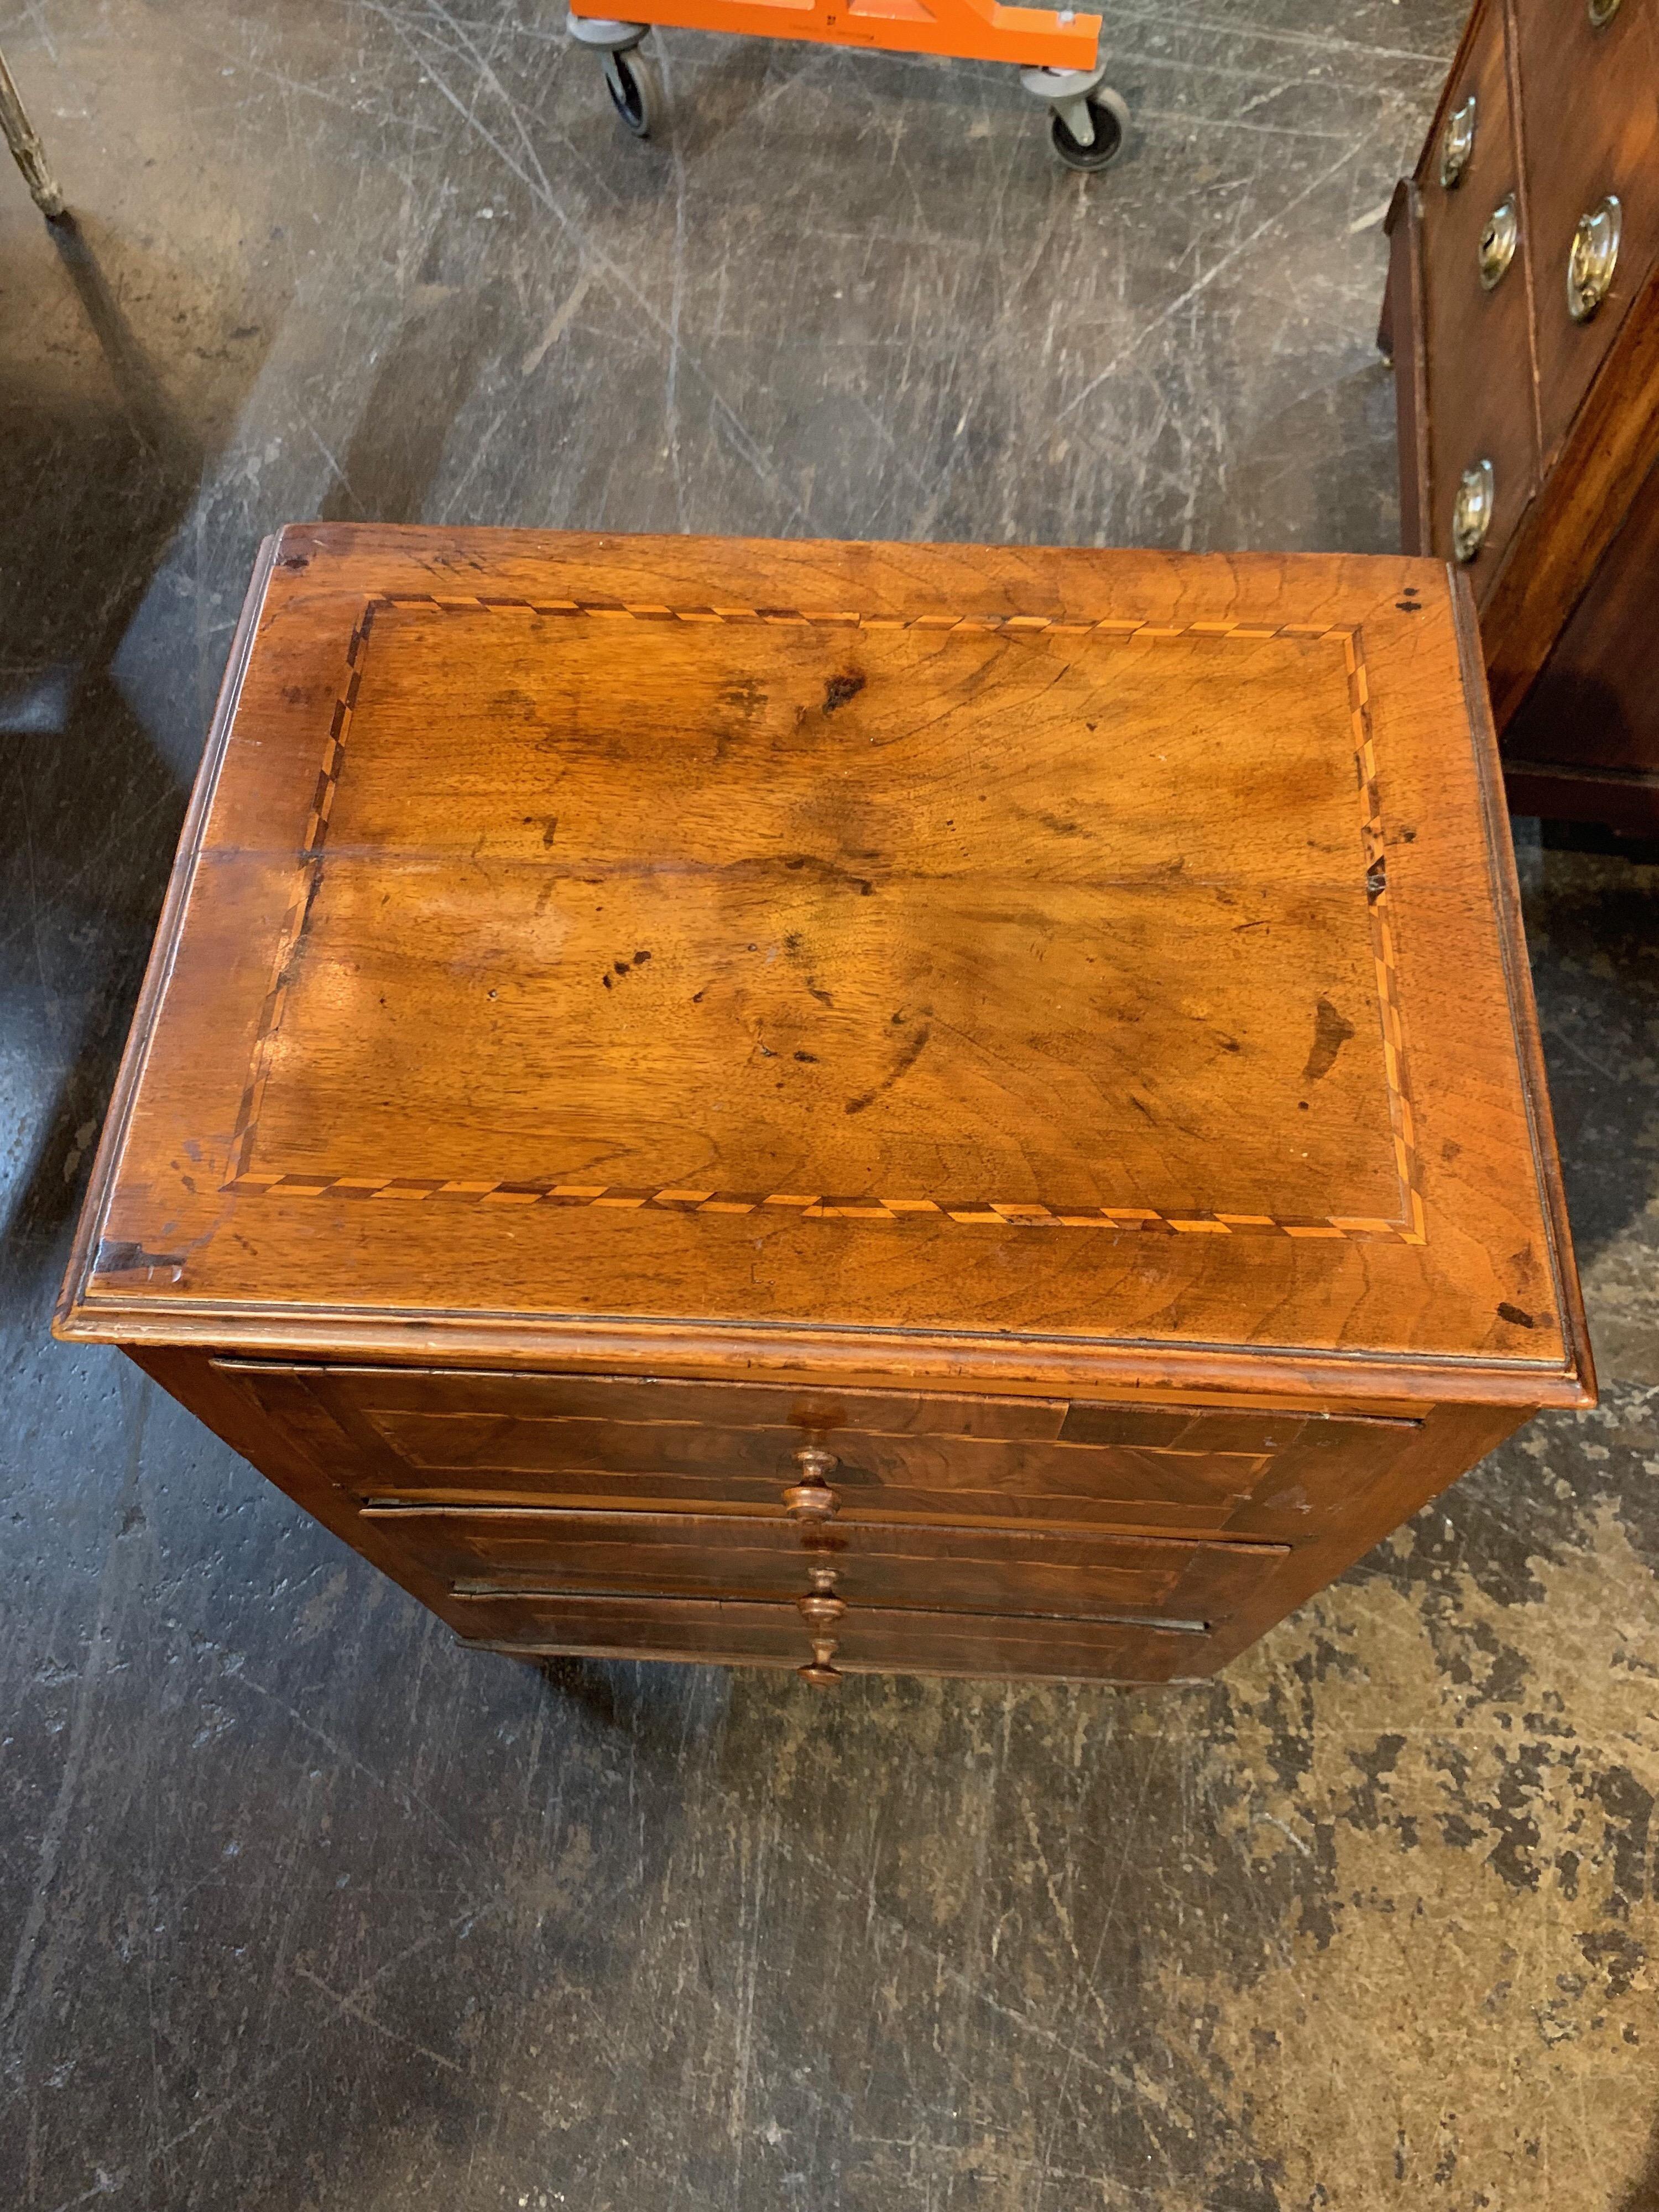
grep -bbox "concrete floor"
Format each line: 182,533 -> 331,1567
2,2 -> 1657,2205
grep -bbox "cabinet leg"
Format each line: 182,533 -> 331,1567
0,44 -> 65,220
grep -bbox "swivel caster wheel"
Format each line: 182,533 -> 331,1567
568,14 -> 659,140
1020,65 -> 1129,176
1049,87 -> 1127,172
602,46 -> 658,137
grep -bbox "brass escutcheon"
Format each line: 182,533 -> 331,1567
1439,94 -> 1476,189
1588,0 -> 1622,26
1479,196 -> 1518,289
1567,196 -> 1621,321
1452,459 -> 1495,564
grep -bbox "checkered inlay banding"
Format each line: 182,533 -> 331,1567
218,1174 -> 1425,1241
222,597 -> 1423,1246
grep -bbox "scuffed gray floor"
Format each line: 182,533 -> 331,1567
3,2 -> 1657,2205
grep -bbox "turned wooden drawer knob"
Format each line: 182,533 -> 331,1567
781,1443 -> 839,1521
797,1562 -> 845,1687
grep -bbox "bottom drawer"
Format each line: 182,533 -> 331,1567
367,1505 -> 1286,1628
456,1590 -> 1217,1685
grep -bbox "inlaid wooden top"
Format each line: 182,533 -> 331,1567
56,527 -> 1590,1405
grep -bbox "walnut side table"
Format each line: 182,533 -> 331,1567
56,527 -> 1594,1687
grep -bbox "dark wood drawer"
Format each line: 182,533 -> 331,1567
1417,0 -> 1540,586
1512,0 -> 1659,462
455,1589 -> 1213,1684
215,1362 -> 1423,1540
362,1504 -> 1287,1626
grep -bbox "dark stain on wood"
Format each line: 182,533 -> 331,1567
844,1023 -> 932,1115
781,853 -> 873,897
93,1238 -> 189,1275
823,671 -> 866,713
1301,997 -> 1357,1085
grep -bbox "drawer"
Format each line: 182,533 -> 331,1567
1416,0 -> 1541,587
361,1504 -> 1288,1627
1511,0 -> 1659,461
216,1362 -> 1422,1540
453,1589 -> 1214,1684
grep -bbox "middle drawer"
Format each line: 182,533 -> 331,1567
359,1503 -> 1287,1630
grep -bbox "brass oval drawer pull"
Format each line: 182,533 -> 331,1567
1452,458 -> 1495,563
1439,94 -> 1475,190
1588,0 -> 1621,25
1567,196 -> 1621,322
797,1566 -> 846,1687
782,1443 -> 839,1521
1478,196 -> 1518,290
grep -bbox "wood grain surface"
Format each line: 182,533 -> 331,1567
56,525 -> 1589,1407
211,1358 -> 1423,1540
1382,179 -> 1431,556
369,1506 -> 1288,1624
1503,448 -> 1659,784
459,1592 -> 1214,1684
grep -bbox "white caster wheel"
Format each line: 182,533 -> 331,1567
602,46 -> 658,138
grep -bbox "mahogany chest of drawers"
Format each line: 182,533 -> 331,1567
1381,0 -> 1659,829
55,526 -> 1593,1687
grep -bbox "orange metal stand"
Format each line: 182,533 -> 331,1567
570,0 -> 1101,71
568,0 -> 1125,170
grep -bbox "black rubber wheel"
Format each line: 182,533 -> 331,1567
1050,97 -> 1125,173
603,50 -> 655,138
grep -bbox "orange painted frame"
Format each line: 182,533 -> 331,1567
570,0 -> 1101,71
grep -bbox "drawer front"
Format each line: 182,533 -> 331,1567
1417,0 -> 1541,586
216,1363 -> 1422,1540
455,1590 -> 1212,1684
361,1505 -> 1288,1627
1512,0 -> 1659,461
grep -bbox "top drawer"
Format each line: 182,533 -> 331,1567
1416,0 -> 1541,586
215,1362 -> 1422,1542
1511,0 -> 1659,461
